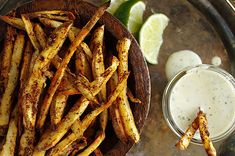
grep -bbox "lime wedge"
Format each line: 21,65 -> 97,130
139,14 -> 169,64
106,0 -> 127,15
114,0 -> 146,36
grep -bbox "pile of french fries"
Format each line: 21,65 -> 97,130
0,2 -> 142,155
175,108 -> 216,156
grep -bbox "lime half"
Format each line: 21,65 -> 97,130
139,14 -> 169,64
114,0 -> 146,36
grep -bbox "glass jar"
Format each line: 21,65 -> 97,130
162,64 -> 235,144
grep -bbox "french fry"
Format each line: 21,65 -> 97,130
80,42 -> 93,62
36,2 -> 110,129
50,92 -> 68,126
91,25 -> 106,102
175,116 -> 199,150
21,22 -> 72,130
0,16 -> 25,30
75,48 -> 92,81
26,10 -> 75,21
78,131 -> 105,156
109,71 -> 128,143
34,24 -> 47,49
19,129 -> 35,156
94,148 -> 103,156
91,25 -> 107,132
127,88 -> 142,104
0,25 -> 15,95
59,88 -> 80,95
21,14 -> 41,51
0,106 -> 18,156
36,97 -> 90,151
198,110 -> 216,156
117,38 -> 140,143
0,32 -> 25,134
39,17 -> 62,28
58,137 -> 87,156
39,17 -> 80,37
32,150 -> 46,156
18,40 -> 33,136
89,26 -> 107,154
50,72 -> 129,155
39,17 -> 80,43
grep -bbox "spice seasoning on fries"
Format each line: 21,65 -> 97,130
176,108 -> 216,156
0,1 -> 142,155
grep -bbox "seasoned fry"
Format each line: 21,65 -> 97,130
36,97 -> 89,150
117,38 -> 140,143
37,2 -> 110,129
91,25 -> 106,102
0,32 -> 25,134
38,17 -> 80,40
29,10 -> 75,18
21,22 -> 72,130
50,72 -> 129,155
80,42 -> 93,62
32,150 -> 46,156
34,23 -> 47,49
175,116 -> 199,150
78,131 -> 105,156
27,11 -> 75,21
198,110 -> 216,156
91,25 -> 107,132
39,17 -> 62,28
127,88 -> 142,104
21,14 -> 41,51
94,148 -> 103,156
59,88 -> 81,95
0,16 -> 25,30
75,49 -> 92,81
19,129 -> 35,156
59,137 -> 87,156
0,25 -> 15,95
18,40 -> 33,136
0,106 -> 18,156
50,92 -> 68,126
109,71 -> 128,143
89,26 -> 107,154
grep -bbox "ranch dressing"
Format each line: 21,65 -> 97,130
169,66 -> 235,140
165,50 -> 202,80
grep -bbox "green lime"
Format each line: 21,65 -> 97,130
114,0 -> 145,36
105,0 -> 127,15
139,14 -> 169,64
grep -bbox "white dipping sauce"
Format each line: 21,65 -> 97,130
169,67 -> 235,139
211,56 -> 222,66
165,50 -> 202,80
